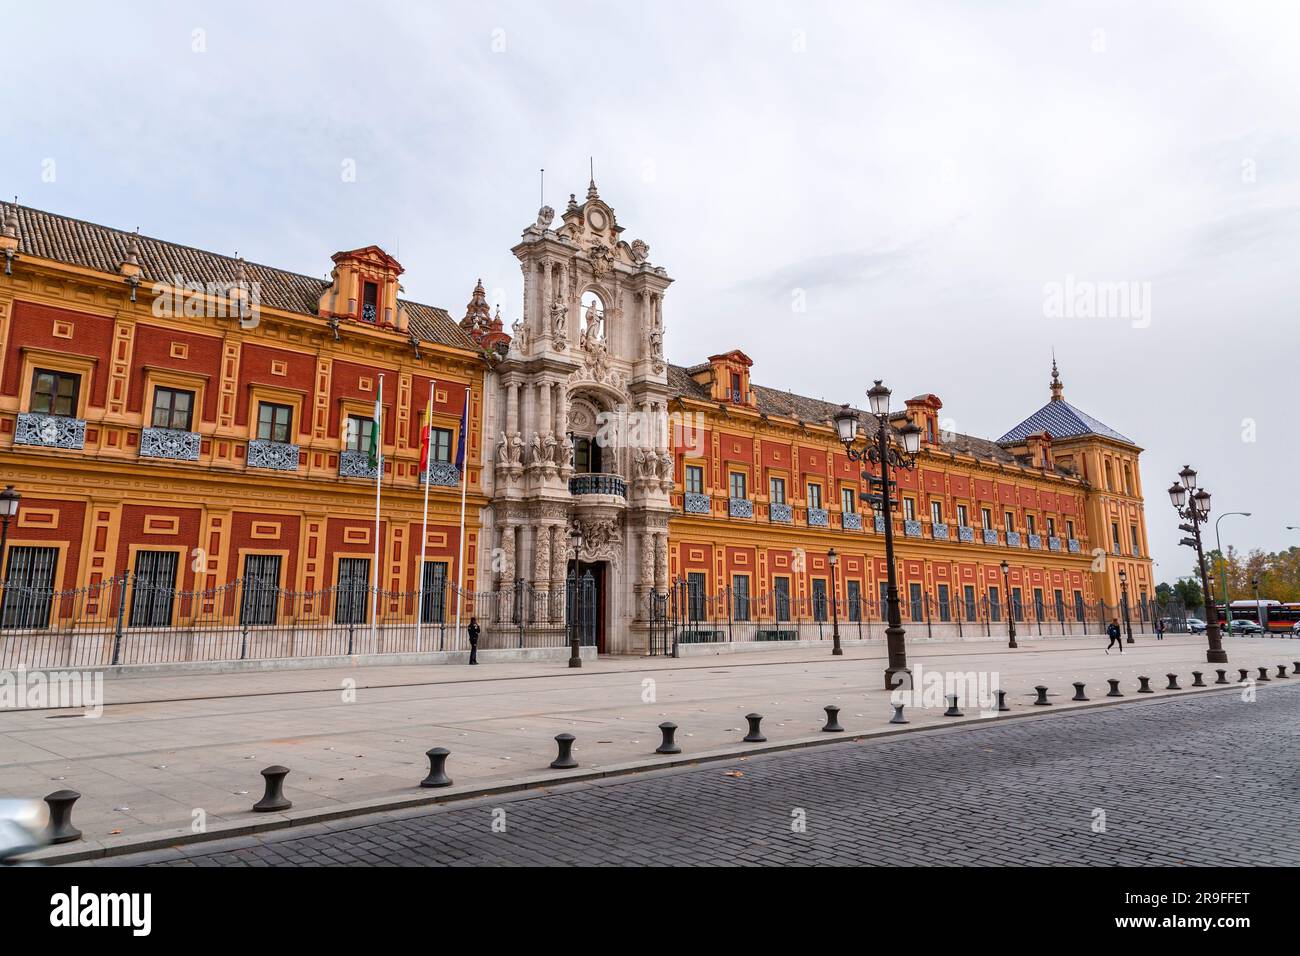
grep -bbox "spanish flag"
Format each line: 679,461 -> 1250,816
418,390 -> 434,477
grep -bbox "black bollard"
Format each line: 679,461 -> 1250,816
550,733 -> 578,769
823,705 -> 845,732
1166,673 -> 1181,690
943,695 -> 963,717
743,713 -> 766,743
420,747 -> 452,788
1276,665 -> 1289,679
253,765 -> 292,812
1192,671 -> 1206,687
1072,682 -> 1088,702
890,703 -> 909,724
1137,676 -> 1153,693
1257,667 -> 1271,682
656,721 -> 681,754
996,689 -> 1011,712
1106,679 -> 1123,698
44,789 -> 82,845
1214,669 -> 1228,684
1238,668 -> 1250,682
1033,685 -> 1051,706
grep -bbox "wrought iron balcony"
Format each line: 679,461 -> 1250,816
339,448 -> 378,480
140,427 -> 200,462
361,303 -> 378,323
1006,531 -> 1022,548
247,439 -> 300,472
422,462 -> 462,487
904,519 -> 922,538
874,515 -> 886,533
729,497 -> 753,518
982,529 -> 999,545
1067,538 -> 1081,553
770,503 -> 793,524
1048,536 -> 1062,552
958,525 -> 975,543
14,412 -> 85,450
1027,533 -> 1042,550
683,491 -> 711,515
842,512 -> 862,531
807,507 -> 829,528
931,522 -> 949,540
569,473 -> 627,498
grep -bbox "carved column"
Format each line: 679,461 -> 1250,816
506,380 -> 520,436
654,531 -> 669,591
550,524 -> 567,623
499,524 -> 517,624
533,524 -> 552,623
539,261 -> 553,345
538,380 -> 553,440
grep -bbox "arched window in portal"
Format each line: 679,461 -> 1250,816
572,435 -> 602,474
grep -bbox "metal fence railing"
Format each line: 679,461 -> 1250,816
0,574 -> 594,669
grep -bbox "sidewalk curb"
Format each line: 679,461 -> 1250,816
29,679 -> 1278,865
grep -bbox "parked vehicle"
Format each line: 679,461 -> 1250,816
1187,617 -> 1206,634
0,799 -> 49,865
1227,619 -> 1264,635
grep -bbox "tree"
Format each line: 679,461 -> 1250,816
1173,577 -> 1203,610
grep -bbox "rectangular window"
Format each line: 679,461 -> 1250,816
239,554 -> 282,626
0,546 -> 59,629
151,387 -> 194,431
1033,587 -> 1044,621
1004,511 -> 1015,534
774,577 -> 791,622
732,575 -> 750,622
963,584 -> 977,621
430,427 -> 453,464
1026,515 -> 1036,535
841,486 -> 856,515
1074,591 -> 1086,622
769,476 -> 786,504
908,582 -> 923,622
334,557 -> 371,625
931,501 -> 943,525
345,414 -> 374,452
904,498 -> 916,521
729,472 -> 747,500
1111,522 -> 1122,554
1067,520 -> 1075,539
729,372 -> 742,401
129,550 -> 179,628
981,508 -> 993,530
31,369 -> 80,418
812,579 -> 828,622
989,585 -> 1002,622
257,402 -> 293,443
1012,587 -> 1024,622
879,581 -> 889,621
957,504 -> 968,527
937,583 -> 951,621
421,561 -> 448,624
1054,589 -> 1065,622
685,465 -> 704,495
687,572 -> 708,621
1046,517 -> 1056,537
807,483 -> 822,510
847,580 -> 861,622
362,281 -> 379,323
1130,526 -> 1140,556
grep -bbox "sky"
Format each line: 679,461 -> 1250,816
2,0 -> 1297,584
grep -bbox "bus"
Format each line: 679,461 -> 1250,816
1214,599 -> 1300,634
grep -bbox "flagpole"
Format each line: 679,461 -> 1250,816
452,385 -> 470,651
371,374 -> 383,646
416,384 -> 434,652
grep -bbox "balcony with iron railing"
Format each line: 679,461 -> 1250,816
568,473 -> 627,498
140,427 -> 201,462
769,503 -> 793,524
842,512 -> 862,531
14,412 -> 86,450
247,439 -> 301,472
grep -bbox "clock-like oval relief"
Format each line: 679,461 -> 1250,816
588,208 -> 607,230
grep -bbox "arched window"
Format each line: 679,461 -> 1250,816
573,436 -> 602,474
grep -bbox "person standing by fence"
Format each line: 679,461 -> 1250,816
1155,618 -> 1165,640
467,616 -> 480,665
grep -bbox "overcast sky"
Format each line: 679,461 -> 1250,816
3,0 -> 1297,584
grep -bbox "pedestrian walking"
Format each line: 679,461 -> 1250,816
1106,617 -> 1123,653
1155,618 -> 1165,641
467,616 -> 480,665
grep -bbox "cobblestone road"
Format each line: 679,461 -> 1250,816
117,683 -> 1299,866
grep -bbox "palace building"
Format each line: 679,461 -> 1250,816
0,184 -> 1153,662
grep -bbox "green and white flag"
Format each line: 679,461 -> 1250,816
367,395 -> 381,469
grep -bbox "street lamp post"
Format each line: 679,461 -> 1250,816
828,547 -> 842,656
834,381 -> 922,690
567,521 -> 584,669
0,485 -> 20,616
1251,576 -> 1262,629
1118,568 -> 1134,643
1168,465 -> 1228,664
999,559 -> 1017,648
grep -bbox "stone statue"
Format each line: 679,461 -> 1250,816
649,326 -> 664,371
536,205 -> 555,230
529,432 -> 543,466
509,432 -> 524,464
550,300 -> 567,350
582,300 -> 603,345
511,317 -> 529,354
543,431 -> 558,464
630,238 -> 649,264
496,432 -> 511,467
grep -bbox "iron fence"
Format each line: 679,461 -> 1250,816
0,573 -> 596,669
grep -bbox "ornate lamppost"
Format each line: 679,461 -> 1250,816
0,485 -> 20,617
1118,568 -> 1134,643
999,559 -> 1017,648
1169,465 -> 1228,664
567,520 -> 584,669
828,547 -> 842,656
834,382 -> 922,690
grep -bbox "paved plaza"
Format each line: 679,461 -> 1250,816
2,632 -> 1296,861
104,679 -> 1300,867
